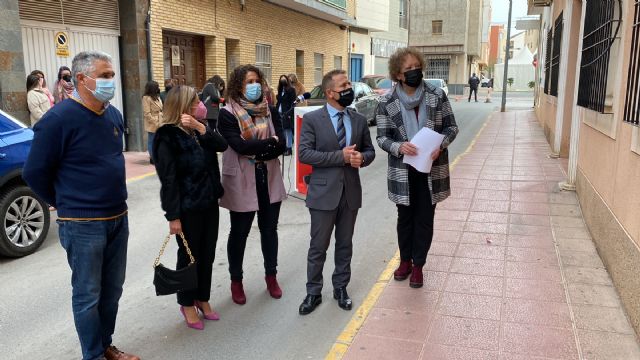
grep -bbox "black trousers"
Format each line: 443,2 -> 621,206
469,87 -> 478,102
176,206 -> 220,306
227,163 -> 281,281
396,168 -> 437,267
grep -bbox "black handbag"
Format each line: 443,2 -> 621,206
153,232 -> 198,296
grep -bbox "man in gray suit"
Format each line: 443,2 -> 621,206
298,69 -> 376,315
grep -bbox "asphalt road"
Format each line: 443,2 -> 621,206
0,97 -> 503,360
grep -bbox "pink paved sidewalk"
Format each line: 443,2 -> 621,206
124,151 -> 155,180
342,110 -> 640,360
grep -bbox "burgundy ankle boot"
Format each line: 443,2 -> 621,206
409,266 -> 423,288
265,275 -> 283,299
230,280 -> 246,305
394,260 -> 413,281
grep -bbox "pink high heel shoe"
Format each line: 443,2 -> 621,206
180,306 -> 204,330
195,301 -> 220,321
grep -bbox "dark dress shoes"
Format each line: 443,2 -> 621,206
333,287 -> 353,310
299,294 -> 322,315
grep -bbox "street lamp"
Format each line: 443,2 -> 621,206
501,0 -> 513,112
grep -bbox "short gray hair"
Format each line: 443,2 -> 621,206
71,51 -> 112,87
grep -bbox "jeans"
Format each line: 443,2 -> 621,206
227,164 -> 281,281
176,207 -> 220,306
396,168 -> 436,267
148,132 -> 155,161
58,215 -> 129,360
284,128 -> 293,150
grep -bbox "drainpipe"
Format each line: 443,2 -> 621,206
551,0 -> 573,157
560,0 -> 587,191
500,0 -> 513,112
145,4 -> 153,82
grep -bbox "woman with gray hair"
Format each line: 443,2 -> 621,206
376,47 -> 458,288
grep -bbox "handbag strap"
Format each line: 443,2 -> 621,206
153,232 -> 195,268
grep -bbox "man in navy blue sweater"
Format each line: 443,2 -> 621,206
23,51 -> 139,360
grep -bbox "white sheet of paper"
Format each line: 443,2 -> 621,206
402,127 -> 446,173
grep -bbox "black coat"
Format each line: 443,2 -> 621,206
153,124 -> 228,220
201,83 -> 223,121
468,76 -> 480,89
276,86 -> 297,129
218,105 -> 285,160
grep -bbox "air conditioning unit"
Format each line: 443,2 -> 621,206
530,0 -> 553,6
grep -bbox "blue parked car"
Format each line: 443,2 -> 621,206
0,109 -> 50,257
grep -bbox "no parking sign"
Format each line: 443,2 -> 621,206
55,31 -> 69,57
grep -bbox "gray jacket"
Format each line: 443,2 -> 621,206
299,105 -> 376,211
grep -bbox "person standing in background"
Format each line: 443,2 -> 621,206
468,73 -> 480,102
53,66 -> 74,104
276,74 -> 297,156
26,74 -> 51,126
142,80 -> 163,164
160,79 -> 176,103
30,70 -> 54,107
288,73 -> 307,106
201,75 -> 225,128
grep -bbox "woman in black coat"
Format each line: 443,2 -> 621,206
276,74 -> 297,155
153,85 -> 228,330
201,75 -> 225,128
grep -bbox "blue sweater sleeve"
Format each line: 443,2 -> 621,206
23,112 -> 64,206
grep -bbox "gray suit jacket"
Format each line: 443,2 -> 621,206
299,105 -> 376,211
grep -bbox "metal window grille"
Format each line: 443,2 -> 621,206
624,0 -> 640,125
432,21 -> 443,35
425,59 -> 450,83
550,13 -> 563,97
578,0 -> 622,113
399,0 -> 408,29
314,53 -> 324,85
334,56 -> 342,70
544,29 -> 552,94
255,44 -> 272,83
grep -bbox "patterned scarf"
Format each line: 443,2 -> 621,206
229,98 -> 272,140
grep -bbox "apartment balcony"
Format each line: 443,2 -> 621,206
528,0 -> 552,16
265,0 -> 352,25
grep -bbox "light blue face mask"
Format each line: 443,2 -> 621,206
244,82 -> 262,102
84,76 -> 116,103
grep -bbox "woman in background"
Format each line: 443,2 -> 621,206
53,66 -> 74,104
30,70 -> 54,107
276,74 -> 297,155
142,81 -> 163,164
26,74 -> 51,126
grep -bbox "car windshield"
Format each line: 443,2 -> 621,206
426,79 -> 442,87
0,110 -> 26,133
362,77 -> 381,89
309,85 -> 325,99
377,79 -> 393,89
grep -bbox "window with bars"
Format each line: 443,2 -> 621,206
425,59 -> 450,83
544,29 -> 552,94
578,0 -> 621,113
550,13 -> 563,97
314,53 -> 324,85
399,0 -> 408,29
624,0 -> 640,126
432,20 -> 443,35
255,44 -> 272,83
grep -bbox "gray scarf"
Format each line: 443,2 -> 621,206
395,82 -> 427,140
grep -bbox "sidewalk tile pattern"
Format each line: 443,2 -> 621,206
342,111 -> 640,360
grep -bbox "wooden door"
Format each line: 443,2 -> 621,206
162,32 -> 205,90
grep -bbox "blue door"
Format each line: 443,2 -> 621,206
350,54 -> 363,82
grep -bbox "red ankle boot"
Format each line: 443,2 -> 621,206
230,280 -> 246,305
265,275 -> 282,299
409,266 -> 423,288
394,260 -> 413,281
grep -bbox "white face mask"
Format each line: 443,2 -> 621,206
84,76 -> 116,103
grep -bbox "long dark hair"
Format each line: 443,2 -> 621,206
30,70 -> 47,87
210,75 -> 225,93
57,66 -> 71,81
26,74 -> 41,91
143,80 -> 161,100
226,65 -> 264,103
277,74 -> 291,94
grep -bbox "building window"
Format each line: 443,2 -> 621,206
578,1 -> 620,113
425,59 -> 450,83
432,20 -> 443,35
296,50 -> 305,83
255,43 -> 272,83
550,13 -> 563,97
544,29 -> 552,95
321,0 -> 347,10
399,0 -> 408,29
624,0 -> 640,126
314,53 -> 324,85
334,56 -> 342,70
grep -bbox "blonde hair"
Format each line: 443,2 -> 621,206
161,85 -> 198,128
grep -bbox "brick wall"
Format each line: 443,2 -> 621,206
149,0 -> 349,91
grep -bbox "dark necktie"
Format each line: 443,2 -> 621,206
337,112 -> 346,149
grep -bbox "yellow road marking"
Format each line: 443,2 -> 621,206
325,115 -> 492,360
126,171 -> 156,184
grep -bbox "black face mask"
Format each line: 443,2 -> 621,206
403,68 -> 423,88
62,75 -> 72,82
334,88 -> 354,108
279,80 -> 288,86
